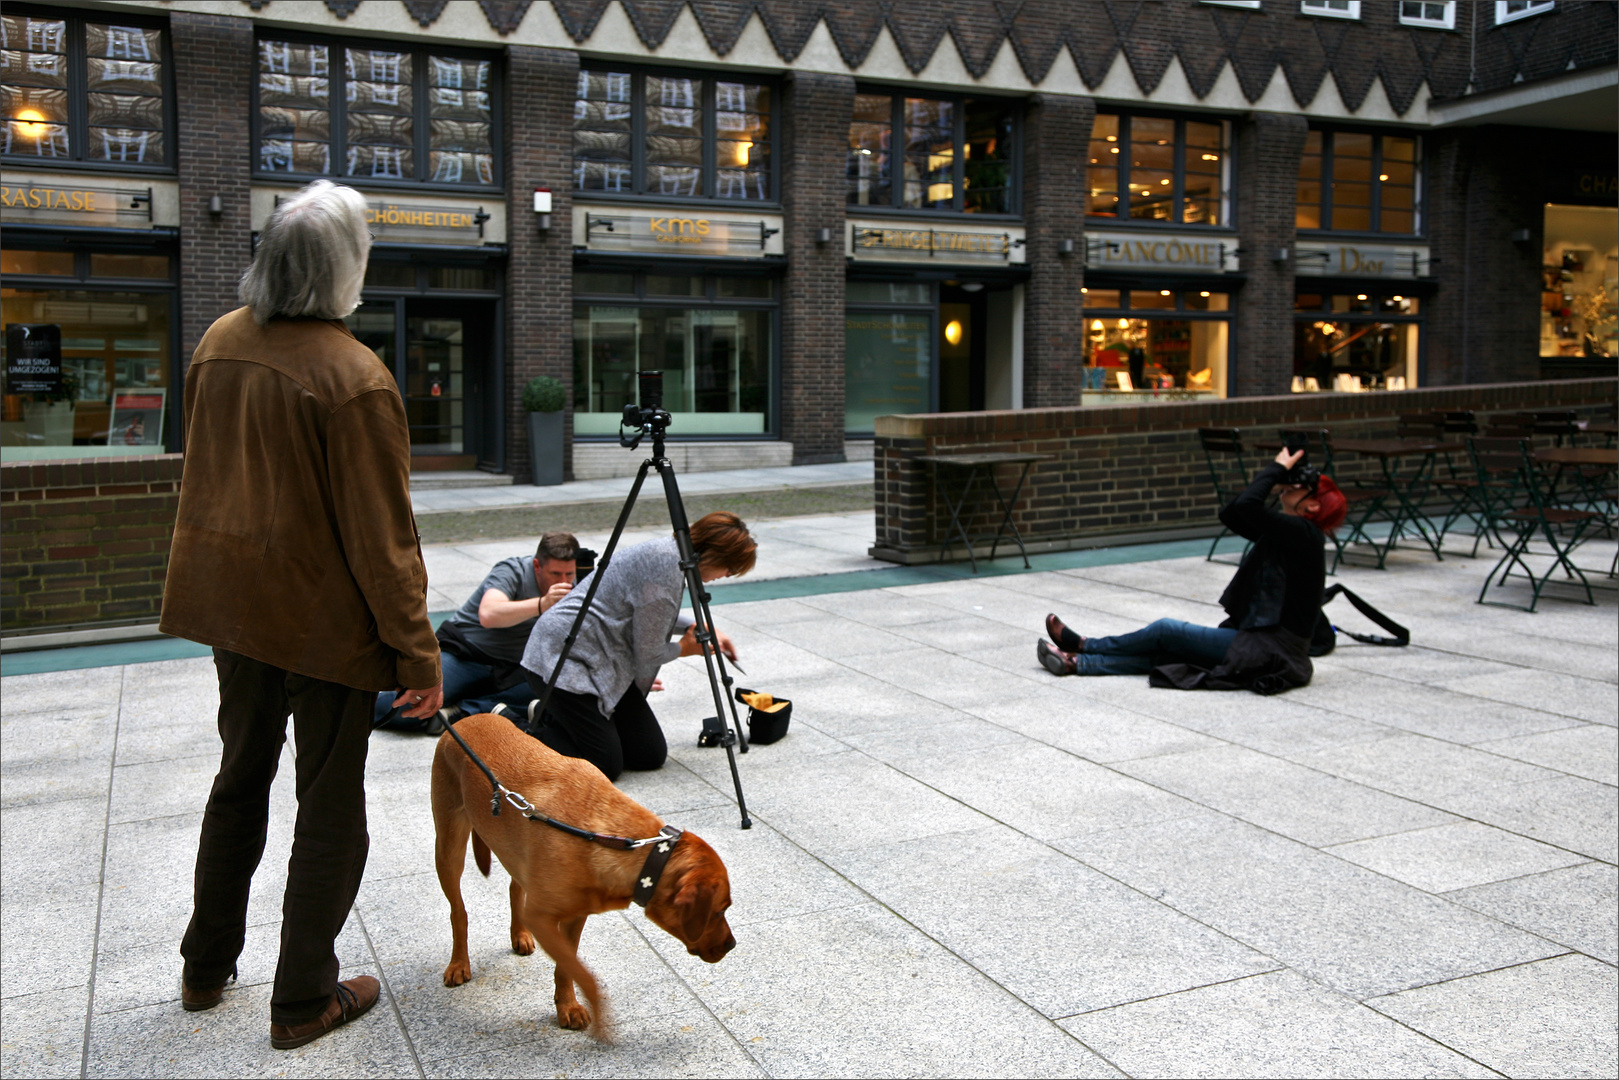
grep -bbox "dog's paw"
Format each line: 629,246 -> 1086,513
442,960 -> 473,987
511,930 -> 536,956
556,1002 -> 591,1030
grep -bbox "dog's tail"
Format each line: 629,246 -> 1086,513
471,830 -> 492,877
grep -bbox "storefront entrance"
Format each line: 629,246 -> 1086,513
346,295 -> 499,469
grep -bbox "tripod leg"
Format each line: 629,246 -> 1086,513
530,459 -> 654,730
657,459 -> 752,830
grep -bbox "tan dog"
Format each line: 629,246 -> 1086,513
431,713 -> 735,1037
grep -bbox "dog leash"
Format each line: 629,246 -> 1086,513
444,722 -> 683,906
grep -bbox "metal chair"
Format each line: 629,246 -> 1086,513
1427,410 -> 1494,554
1197,427 -> 1252,562
1277,427 -> 1389,575
1468,436 -> 1599,612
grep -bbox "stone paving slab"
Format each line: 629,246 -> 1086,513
3,516 -> 1615,1078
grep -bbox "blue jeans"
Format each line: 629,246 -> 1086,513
372,651 -> 533,733
1076,618 -> 1237,676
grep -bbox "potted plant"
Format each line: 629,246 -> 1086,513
522,375 -> 566,486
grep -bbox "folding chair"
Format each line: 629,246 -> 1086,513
1427,410 -> 1493,554
1277,427 -> 1388,575
1197,427 -> 1252,562
1468,436 -> 1599,613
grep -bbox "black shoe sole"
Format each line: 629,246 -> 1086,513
1037,641 -> 1075,676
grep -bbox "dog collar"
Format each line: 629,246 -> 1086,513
631,826 -> 684,907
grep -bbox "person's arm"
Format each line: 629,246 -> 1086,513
327,387 -> 442,715
1218,449 -> 1300,542
478,587 -> 540,628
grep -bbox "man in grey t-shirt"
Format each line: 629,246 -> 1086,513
373,531 -> 579,733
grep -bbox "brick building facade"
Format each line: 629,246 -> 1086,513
3,0 -> 1615,483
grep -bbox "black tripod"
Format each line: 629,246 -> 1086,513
529,370 -> 752,829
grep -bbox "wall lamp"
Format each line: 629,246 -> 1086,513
533,186 -> 552,232
815,226 -> 833,246
1271,247 -> 1290,264
1056,238 -> 1075,257
207,194 -> 223,217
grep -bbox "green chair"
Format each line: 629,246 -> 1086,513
1197,427 -> 1252,563
1468,436 -> 1599,613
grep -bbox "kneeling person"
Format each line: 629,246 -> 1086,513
520,512 -> 755,781
375,532 -> 579,732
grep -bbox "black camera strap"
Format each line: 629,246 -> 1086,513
1321,584 -> 1409,647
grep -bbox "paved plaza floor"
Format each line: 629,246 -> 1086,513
2,506 -> 1615,1078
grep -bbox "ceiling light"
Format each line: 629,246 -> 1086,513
1160,290 -> 1171,296
1091,319 -> 1104,330
1357,294 -> 1368,300
1117,318 -> 1129,329
944,319 -> 963,346
1200,291 -> 1210,297
1379,174 -> 1389,181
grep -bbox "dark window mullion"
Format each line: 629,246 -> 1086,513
1321,131 -> 1334,231
702,76 -> 715,199
1173,118 -> 1187,224
1118,115 -> 1130,218
890,94 -> 902,209
953,98 -> 965,212
414,45 -> 429,181
332,46 -> 348,178
69,18 -> 87,161
631,72 -> 645,195
1369,134 -> 1382,231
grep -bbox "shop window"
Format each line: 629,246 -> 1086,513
1541,204 -> 1618,360
1297,129 -> 1419,234
574,68 -> 772,201
572,272 -> 774,436
1088,113 -> 1228,226
255,34 -> 497,187
3,283 -> 174,457
1292,291 -> 1421,391
1301,1 -> 1360,17
1080,289 -> 1230,399
2,10 -> 169,166
847,92 -> 1016,214
1398,2 -> 1456,28
845,282 -> 933,433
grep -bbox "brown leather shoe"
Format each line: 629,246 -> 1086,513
269,976 -> 380,1050
181,966 -> 236,1012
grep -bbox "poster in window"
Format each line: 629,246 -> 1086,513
108,389 -> 165,447
5,324 -> 63,395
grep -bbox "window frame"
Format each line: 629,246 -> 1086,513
1397,1 -> 1456,29
572,63 -> 780,206
250,29 -> 503,192
1300,1 -> 1361,17
846,86 -> 1022,219
1496,1 -> 1555,24
1,4 -> 175,173
1086,111 -> 1233,229
571,267 -> 782,440
1296,126 -> 1423,237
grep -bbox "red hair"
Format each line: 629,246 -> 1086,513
1301,476 -> 1348,535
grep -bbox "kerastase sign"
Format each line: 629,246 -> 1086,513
0,183 -> 153,228
846,220 -> 1026,263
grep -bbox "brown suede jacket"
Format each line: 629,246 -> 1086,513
159,308 -> 441,693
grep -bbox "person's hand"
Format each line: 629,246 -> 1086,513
649,677 -> 665,693
1275,447 -> 1305,471
394,683 -> 444,719
715,629 -> 738,663
678,625 -> 701,657
539,580 -> 572,613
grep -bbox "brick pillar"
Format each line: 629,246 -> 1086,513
1425,127 -> 1544,386
779,71 -> 854,465
505,46 -> 578,480
1022,92 -> 1093,409
1231,111 -> 1307,397
172,12 -> 255,429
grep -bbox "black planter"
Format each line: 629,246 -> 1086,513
526,410 -> 564,486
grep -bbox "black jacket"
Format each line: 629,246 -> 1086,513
1151,463 -> 1323,695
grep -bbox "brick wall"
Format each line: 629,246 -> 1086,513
172,12 -> 256,404
0,456 -> 184,634
1233,111 -> 1307,397
780,71 -> 855,465
871,379 -> 1617,562
504,46 -> 579,481
1022,93 -> 1093,409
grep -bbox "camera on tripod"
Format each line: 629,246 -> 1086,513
1280,432 -> 1322,492
621,369 -> 671,447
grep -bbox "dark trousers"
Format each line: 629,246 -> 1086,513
1077,618 -> 1238,675
523,679 -> 666,781
181,648 -> 376,1025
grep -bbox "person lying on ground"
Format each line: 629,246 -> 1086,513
1037,446 -> 1347,694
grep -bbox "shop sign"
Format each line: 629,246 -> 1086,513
1084,229 -> 1237,273
1294,243 -> 1429,278
579,210 -> 783,256
4,324 -> 62,395
0,182 -> 153,228
251,188 -> 506,245
847,220 -> 1026,263
1566,170 -> 1617,202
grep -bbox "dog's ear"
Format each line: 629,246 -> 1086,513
674,876 -> 716,942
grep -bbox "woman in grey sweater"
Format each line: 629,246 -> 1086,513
520,512 -> 757,780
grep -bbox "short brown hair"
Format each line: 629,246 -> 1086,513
689,511 -> 756,577
536,531 -> 579,562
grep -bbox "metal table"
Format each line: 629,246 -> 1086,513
916,452 -> 1052,572
1332,438 -> 1463,566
